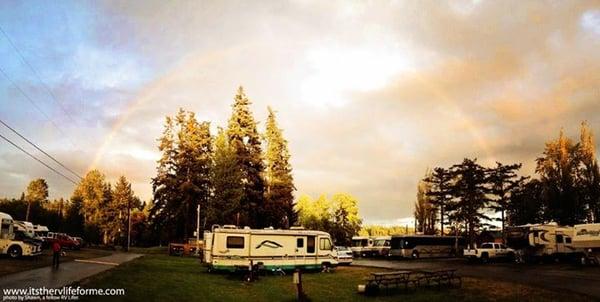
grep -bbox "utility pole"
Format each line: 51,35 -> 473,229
195,204 -> 200,256
127,197 -> 132,252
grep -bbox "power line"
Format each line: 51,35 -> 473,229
0,25 -> 78,125
0,118 -> 82,180
0,65 -> 77,149
0,132 -> 78,185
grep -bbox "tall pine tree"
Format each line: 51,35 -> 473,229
210,128 -> 244,225
263,107 -> 296,228
226,87 -> 265,227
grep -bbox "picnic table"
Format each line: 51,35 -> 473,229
363,269 -> 461,295
415,269 -> 461,287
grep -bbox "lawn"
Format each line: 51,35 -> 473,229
0,248 -> 113,275
76,255 -> 593,302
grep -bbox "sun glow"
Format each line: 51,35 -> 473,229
299,46 -> 413,107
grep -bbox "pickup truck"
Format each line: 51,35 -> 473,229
464,242 -> 515,263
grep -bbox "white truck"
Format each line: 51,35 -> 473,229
463,242 -> 515,263
203,225 -> 338,272
0,212 -> 42,258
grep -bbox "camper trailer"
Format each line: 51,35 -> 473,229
572,223 -> 600,265
350,236 -> 373,257
203,225 -> 338,272
33,224 -> 49,238
0,212 -> 42,258
505,224 -> 582,262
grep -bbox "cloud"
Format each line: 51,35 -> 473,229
1,0 -> 600,224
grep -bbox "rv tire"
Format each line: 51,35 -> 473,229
8,245 -> 22,258
411,250 -> 419,259
480,253 -> 489,264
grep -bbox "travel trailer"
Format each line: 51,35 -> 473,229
203,225 -> 338,272
350,236 -> 373,257
33,224 -> 49,238
505,224 -> 582,262
0,212 -> 42,258
572,223 -> 600,265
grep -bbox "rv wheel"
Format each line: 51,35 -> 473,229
8,246 -> 22,258
321,263 -> 330,272
411,251 -> 419,259
480,253 -> 489,264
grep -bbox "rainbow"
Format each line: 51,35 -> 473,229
87,46 -> 243,171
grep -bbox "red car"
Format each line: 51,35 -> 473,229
44,232 -> 81,250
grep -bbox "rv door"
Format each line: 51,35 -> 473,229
295,236 -> 306,266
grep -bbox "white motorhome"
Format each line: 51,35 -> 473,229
203,225 -> 338,272
0,212 -> 42,258
371,236 -> 391,257
505,224 -> 582,262
572,223 -> 600,265
350,236 -> 373,257
14,221 -> 35,237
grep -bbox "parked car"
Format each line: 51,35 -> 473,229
464,242 -> 515,263
334,246 -> 353,265
44,232 -> 81,250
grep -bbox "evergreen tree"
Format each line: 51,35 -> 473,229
579,121 -> 600,222
151,116 -> 178,238
175,110 -> 212,239
447,158 -> 492,246
210,128 -> 244,225
226,87 -> 265,227
424,167 -> 453,235
112,176 -> 138,247
151,110 -> 212,240
263,107 -> 296,228
487,162 -> 524,235
507,179 -> 544,226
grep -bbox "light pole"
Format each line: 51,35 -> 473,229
195,204 -> 200,256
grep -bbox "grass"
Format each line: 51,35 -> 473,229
75,255 -> 594,302
0,248 -> 112,275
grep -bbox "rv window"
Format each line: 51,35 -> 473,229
307,236 -> 315,253
226,236 -> 245,249
481,243 -> 493,249
565,237 -> 572,244
297,238 -> 304,248
1,222 -> 9,236
320,238 -> 332,251
556,234 -> 564,244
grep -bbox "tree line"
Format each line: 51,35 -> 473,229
0,174 -> 143,246
414,122 -> 600,245
149,87 -> 296,241
295,193 -> 362,245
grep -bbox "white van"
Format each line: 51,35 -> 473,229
0,212 -> 42,258
203,225 -> 338,272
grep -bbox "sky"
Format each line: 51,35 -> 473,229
0,0 -> 599,226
